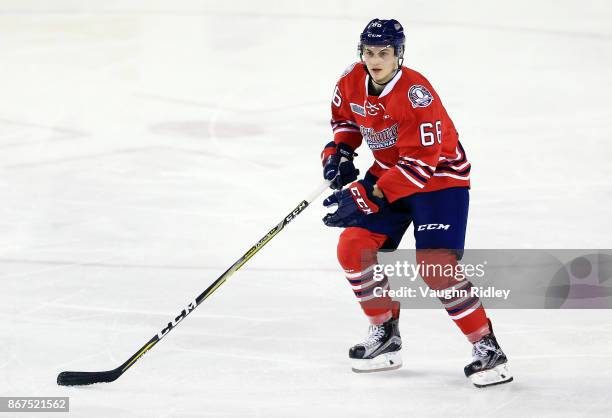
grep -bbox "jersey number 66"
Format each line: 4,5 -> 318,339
420,121 -> 442,146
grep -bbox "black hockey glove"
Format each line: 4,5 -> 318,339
322,142 -> 359,190
322,180 -> 386,228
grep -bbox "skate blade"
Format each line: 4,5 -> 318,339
470,363 -> 513,387
351,350 -> 402,373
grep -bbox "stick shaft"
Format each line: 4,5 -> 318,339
116,180 -> 330,375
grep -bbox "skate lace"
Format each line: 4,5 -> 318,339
472,337 -> 496,359
363,324 -> 386,348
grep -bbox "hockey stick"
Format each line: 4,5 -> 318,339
57,180 -> 331,386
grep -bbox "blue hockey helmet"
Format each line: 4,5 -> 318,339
358,18 -> 405,58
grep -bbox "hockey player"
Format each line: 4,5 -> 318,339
321,18 -> 512,387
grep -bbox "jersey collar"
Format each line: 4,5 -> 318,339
364,69 -> 403,99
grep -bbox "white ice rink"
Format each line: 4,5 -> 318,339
1,0 -> 611,416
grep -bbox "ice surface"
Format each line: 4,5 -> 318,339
1,1 -> 611,417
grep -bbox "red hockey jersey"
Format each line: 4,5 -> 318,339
329,62 -> 470,203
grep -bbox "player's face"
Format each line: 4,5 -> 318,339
362,45 -> 398,84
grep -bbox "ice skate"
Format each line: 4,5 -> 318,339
349,303 -> 402,373
464,321 -> 513,387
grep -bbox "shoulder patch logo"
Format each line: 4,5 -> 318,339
408,85 -> 434,108
340,62 -> 357,78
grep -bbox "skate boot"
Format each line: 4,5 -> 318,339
349,302 -> 402,373
464,320 -> 513,387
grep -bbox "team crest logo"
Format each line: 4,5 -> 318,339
408,85 -> 434,108
360,123 -> 398,150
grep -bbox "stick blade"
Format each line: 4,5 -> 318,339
57,369 -> 122,386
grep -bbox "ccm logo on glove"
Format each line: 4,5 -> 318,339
322,181 -> 386,228
350,186 -> 375,214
